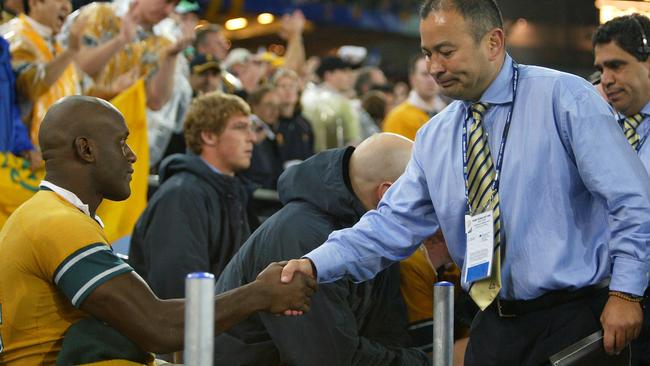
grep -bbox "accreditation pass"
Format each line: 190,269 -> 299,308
463,210 -> 494,283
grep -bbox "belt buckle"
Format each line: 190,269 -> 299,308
497,299 -> 517,318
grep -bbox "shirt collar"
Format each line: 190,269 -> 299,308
40,180 -> 104,228
407,90 -> 446,114
467,53 -> 514,106
25,15 -> 53,38
200,156 -> 223,175
640,101 -> 650,118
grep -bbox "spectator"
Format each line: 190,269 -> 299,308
271,68 -> 314,165
301,56 -> 360,152
215,133 -> 429,365
148,0 -> 198,169
61,0 -> 194,110
2,0 -> 83,147
383,54 -> 446,140
223,48 -> 266,99
129,92 -> 255,299
240,85 -> 284,190
188,52 -> 222,96
0,36 -> 33,160
0,0 -> 22,25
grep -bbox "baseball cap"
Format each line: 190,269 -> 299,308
190,53 -> 221,74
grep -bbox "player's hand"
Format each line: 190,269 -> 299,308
256,261 -> 317,316
600,294 -> 642,355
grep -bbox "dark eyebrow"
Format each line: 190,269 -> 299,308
422,42 -> 456,55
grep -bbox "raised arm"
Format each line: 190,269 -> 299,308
72,5 -> 134,78
145,21 -> 195,110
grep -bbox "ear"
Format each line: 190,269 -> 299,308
200,131 -> 218,147
74,137 -> 96,163
485,28 -> 505,61
376,181 -> 393,201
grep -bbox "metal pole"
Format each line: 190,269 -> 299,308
433,281 -> 454,366
184,272 -> 215,366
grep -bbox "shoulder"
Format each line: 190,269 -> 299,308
519,64 -> 599,102
23,192 -> 104,241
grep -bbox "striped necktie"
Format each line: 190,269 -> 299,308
622,114 -> 643,150
466,102 -> 503,310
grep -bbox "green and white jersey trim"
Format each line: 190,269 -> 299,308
53,243 -> 133,308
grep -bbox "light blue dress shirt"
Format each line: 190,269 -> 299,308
306,54 -> 650,299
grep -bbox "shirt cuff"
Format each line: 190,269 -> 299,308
304,244 -> 346,284
610,256 -> 649,297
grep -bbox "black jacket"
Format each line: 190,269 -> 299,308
129,153 -> 250,299
214,147 -> 429,366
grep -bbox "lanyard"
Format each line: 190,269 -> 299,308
462,62 -> 519,214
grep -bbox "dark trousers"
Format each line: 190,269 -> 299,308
464,288 -> 608,366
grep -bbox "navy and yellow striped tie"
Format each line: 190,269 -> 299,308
466,102 -> 503,310
622,114 -> 643,150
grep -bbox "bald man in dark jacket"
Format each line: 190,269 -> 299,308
214,133 -> 429,366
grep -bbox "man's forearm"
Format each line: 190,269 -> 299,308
146,54 -> 176,110
214,280 -> 266,335
17,49 -> 76,100
75,37 -> 125,77
284,33 -> 305,73
42,49 -> 76,86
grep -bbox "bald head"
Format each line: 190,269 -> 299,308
38,95 -> 136,204
39,96 -> 123,159
349,133 -> 413,210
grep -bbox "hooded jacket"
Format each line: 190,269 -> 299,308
129,153 -> 250,299
214,147 -> 429,366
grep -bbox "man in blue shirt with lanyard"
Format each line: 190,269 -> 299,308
594,13 -> 650,366
281,0 -> 650,364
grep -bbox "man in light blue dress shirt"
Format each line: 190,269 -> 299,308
281,1 -> 650,364
594,13 -> 650,366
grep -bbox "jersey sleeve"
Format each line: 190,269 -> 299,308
33,213 -> 133,308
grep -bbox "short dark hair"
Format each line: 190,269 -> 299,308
593,14 -> 650,62
419,0 -> 503,42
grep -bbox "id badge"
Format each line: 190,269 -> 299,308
463,210 -> 494,283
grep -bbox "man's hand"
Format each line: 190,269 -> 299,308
111,67 -> 140,95
600,295 -> 643,354
119,2 -> 137,45
68,15 -> 88,53
164,21 -> 196,57
280,258 -> 315,284
255,261 -> 317,315
279,10 -> 305,40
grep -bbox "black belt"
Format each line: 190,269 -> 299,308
491,280 -> 609,318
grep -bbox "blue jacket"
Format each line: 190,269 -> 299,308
0,36 -> 32,154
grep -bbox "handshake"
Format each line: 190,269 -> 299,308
254,259 -> 317,316
251,259 -> 317,316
